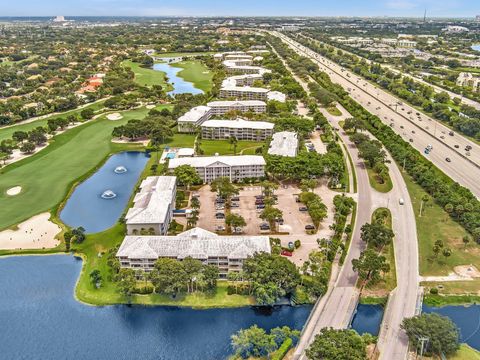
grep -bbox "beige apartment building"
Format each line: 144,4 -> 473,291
207,100 -> 267,115
201,119 -> 274,141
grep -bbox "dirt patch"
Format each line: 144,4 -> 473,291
6,186 -> 22,196
146,104 -> 156,109
106,112 -> 123,121
455,265 -> 480,278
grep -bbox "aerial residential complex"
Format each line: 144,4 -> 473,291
207,100 -> 266,115
168,155 -> 266,182
221,73 -> 263,87
219,85 -> 270,100
201,118 -> 274,140
116,227 -> 271,278
125,176 -> 177,235
457,72 -> 480,92
268,131 -> 299,157
177,105 -> 212,133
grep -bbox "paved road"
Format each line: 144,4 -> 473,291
269,33 -> 420,360
275,32 -> 480,199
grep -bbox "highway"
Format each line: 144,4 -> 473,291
274,31 -> 480,199
270,31 -> 420,360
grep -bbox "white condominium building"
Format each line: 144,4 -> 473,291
267,91 -> 287,103
397,40 -> 417,48
224,54 -> 253,61
224,65 -> 268,75
220,86 -> 269,100
268,131 -> 298,157
201,118 -> 274,141
223,59 -> 253,67
125,176 -> 177,236
116,227 -> 271,278
168,155 -> 266,183
222,73 -> 263,87
457,72 -> 480,92
207,100 -> 266,115
177,105 -> 212,133
213,51 -> 247,61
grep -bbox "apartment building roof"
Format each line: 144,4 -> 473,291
177,106 -> 212,123
268,131 -> 298,157
202,118 -> 274,130
125,176 -> 176,225
117,227 -> 271,260
267,91 -> 287,102
168,155 -> 266,169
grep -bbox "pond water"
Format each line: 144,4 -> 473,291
0,255 -> 311,360
350,304 -> 384,336
472,45 -> 480,52
154,60 -> 204,96
423,304 -> 480,350
60,151 -> 150,233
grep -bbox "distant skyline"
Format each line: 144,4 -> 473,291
3,0 -> 480,18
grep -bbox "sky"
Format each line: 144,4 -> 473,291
2,0 -> 479,18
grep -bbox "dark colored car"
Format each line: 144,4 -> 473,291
256,204 -> 266,209
215,213 -> 225,219
259,223 -> 270,230
299,207 -> 308,212
305,224 -> 315,230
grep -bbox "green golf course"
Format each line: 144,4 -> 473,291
0,105 -> 172,230
171,60 -> 214,92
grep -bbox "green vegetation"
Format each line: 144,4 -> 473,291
367,167 -> 393,193
121,60 -> 172,89
171,60 -> 214,92
154,51 -> 214,58
326,105 -> 342,116
403,172 -> 472,276
449,344 -> 480,360
424,291 -> 480,307
306,328 -> 369,360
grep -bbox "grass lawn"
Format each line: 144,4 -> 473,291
362,208 -> 397,296
0,105 -> 170,230
199,139 -> 264,156
0,100 -> 106,142
449,344 -> 480,360
171,60 -> 213,92
366,168 -> 393,193
402,171 -> 473,276
326,105 -> 342,116
121,60 -> 172,89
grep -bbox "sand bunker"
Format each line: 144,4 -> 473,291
106,113 -> 123,121
146,104 -> 156,109
455,265 -> 480,278
0,213 -> 61,250
6,186 -> 22,196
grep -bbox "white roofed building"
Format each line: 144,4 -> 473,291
207,100 -> 266,115
125,176 -> 177,236
267,91 -> 287,103
168,155 -> 266,183
268,131 -> 298,157
222,73 -> 263,87
116,227 -> 271,278
177,106 -> 212,133
201,118 -> 274,140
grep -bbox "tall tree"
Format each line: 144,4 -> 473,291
306,328 -> 367,360
352,249 -> 390,289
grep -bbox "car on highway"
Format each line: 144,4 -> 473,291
449,131 -> 454,136
440,135 -> 445,139
454,144 -> 459,148
399,198 -> 405,205
411,130 -> 415,134
409,139 -> 413,143
445,157 -> 451,162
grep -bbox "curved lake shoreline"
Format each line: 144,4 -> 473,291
0,255 -> 311,360
153,60 -> 204,95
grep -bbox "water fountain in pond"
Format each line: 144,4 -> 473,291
101,190 -> 117,199
114,166 -> 127,174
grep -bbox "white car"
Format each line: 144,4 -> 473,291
399,198 -> 405,205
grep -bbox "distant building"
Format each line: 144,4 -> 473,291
222,73 -> 264,87
177,106 -> 212,133
397,39 -> 417,48
219,86 -> 269,100
443,25 -> 469,33
201,118 -> 274,140
268,131 -> 298,157
53,15 -> 65,22
207,100 -> 266,115
168,155 -> 266,183
116,227 -> 271,277
125,176 -> 177,236
456,72 -> 480,92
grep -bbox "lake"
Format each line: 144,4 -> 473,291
472,45 -> 480,52
60,151 -> 150,233
0,255 -> 312,360
423,304 -> 480,350
154,60 -> 204,96
350,304 -> 384,336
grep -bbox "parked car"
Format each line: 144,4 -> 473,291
259,223 -> 270,231
255,199 -> 264,205
230,203 -> 240,208
449,131 -> 454,136
231,196 -> 240,201
399,198 -> 405,205
295,197 -> 301,203
275,218 -> 284,225
215,226 -> 225,232
454,144 -> 459,148
215,213 -> 225,219
445,157 -> 451,162
305,224 -> 315,230
281,250 -> 293,257
256,204 -> 266,209
299,206 -> 308,212
215,205 -> 225,210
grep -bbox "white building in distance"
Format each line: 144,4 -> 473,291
201,118 -> 274,140
116,227 -> 271,278
457,72 -> 480,92
222,73 -> 264,87
168,155 -> 266,183
177,105 -> 212,133
207,100 -> 266,115
268,131 -> 298,157
125,176 -> 177,236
